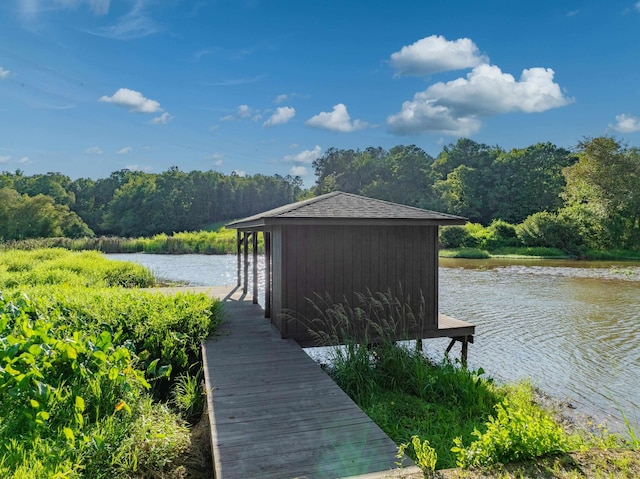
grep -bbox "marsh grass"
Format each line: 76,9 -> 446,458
0,229 -> 256,255
0,248 -> 154,289
0,248 -> 223,477
490,246 -> 569,258
439,248 -> 491,259
302,290 -> 601,470
301,289 -> 427,348
301,290 -> 503,468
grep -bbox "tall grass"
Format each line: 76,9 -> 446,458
438,247 -> 491,259
305,291 -> 589,469
0,229 -> 258,255
0,248 -> 155,289
0,248 -> 224,477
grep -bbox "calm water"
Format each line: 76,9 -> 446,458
109,253 -> 640,433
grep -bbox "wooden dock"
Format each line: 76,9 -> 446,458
201,286 -> 421,479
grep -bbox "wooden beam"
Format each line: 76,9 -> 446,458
265,231 -> 271,318
252,231 -> 258,304
243,232 -> 249,294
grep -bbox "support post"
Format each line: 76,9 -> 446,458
461,336 -> 469,367
236,231 -> 241,287
252,230 -> 258,304
445,336 -> 470,367
243,232 -> 249,294
264,231 -> 271,318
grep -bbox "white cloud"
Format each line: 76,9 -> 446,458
151,112 -> 174,124
275,94 -> 288,103
290,166 -> 308,176
117,146 -> 133,155
283,145 -> 322,164
306,104 -> 367,132
19,156 -> 30,164
0,67 -> 10,79
390,35 -> 488,76
232,170 -> 246,177
100,88 -> 162,113
636,1 -> 640,12
221,104 -> 261,122
85,146 -> 103,155
609,113 -> 640,133
387,64 -> 572,136
0,155 -> 10,163
264,107 -> 295,127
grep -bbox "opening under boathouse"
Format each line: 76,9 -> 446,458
226,191 -> 475,359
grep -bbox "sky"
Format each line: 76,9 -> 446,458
1,0 -> 640,186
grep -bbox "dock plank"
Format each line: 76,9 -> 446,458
202,286 -> 412,479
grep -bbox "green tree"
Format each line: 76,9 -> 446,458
313,147 -> 386,195
0,187 -> 93,240
362,145 -> 437,208
490,143 -> 576,224
13,172 -> 75,205
561,137 -> 640,249
432,140 -> 503,223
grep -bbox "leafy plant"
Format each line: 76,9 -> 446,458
171,369 -> 205,424
451,383 -> 576,467
398,435 -> 437,473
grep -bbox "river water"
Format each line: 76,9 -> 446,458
109,253 -> 640,434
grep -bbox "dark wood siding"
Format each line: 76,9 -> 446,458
270,226 -> 283,333
275,224 -> 439,344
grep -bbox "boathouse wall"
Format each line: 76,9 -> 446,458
270,224 -> 439,344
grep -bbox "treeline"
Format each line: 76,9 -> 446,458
0,168 -> 303,238
312,137 -> 640,253
2,136 -> 639,254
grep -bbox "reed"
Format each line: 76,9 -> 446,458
0,229 -> 256,255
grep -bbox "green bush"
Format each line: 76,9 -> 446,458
439,226 -> 473,249
488,219 -> 519,247
516,211 -> 583,253
452,383 -> 577,467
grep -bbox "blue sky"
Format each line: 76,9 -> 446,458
1,0 -> 639,185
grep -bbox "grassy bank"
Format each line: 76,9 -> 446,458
0,229 -> 253,255
310,291 -> 638,476
439,246 -> 640,261
0,248 -> 223,478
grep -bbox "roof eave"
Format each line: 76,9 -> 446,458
227,216 -> 467,230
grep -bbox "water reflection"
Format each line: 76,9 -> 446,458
109,253 -> 640,434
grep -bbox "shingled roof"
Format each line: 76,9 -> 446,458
226,191 -> 467,229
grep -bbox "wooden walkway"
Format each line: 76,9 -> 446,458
201,286 -> 421,479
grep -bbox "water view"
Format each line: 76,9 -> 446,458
110,253 -> 640,434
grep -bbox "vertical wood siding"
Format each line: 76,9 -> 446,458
275,224 -> 439,344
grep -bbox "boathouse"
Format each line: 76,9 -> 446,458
227,191 -> 475,356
